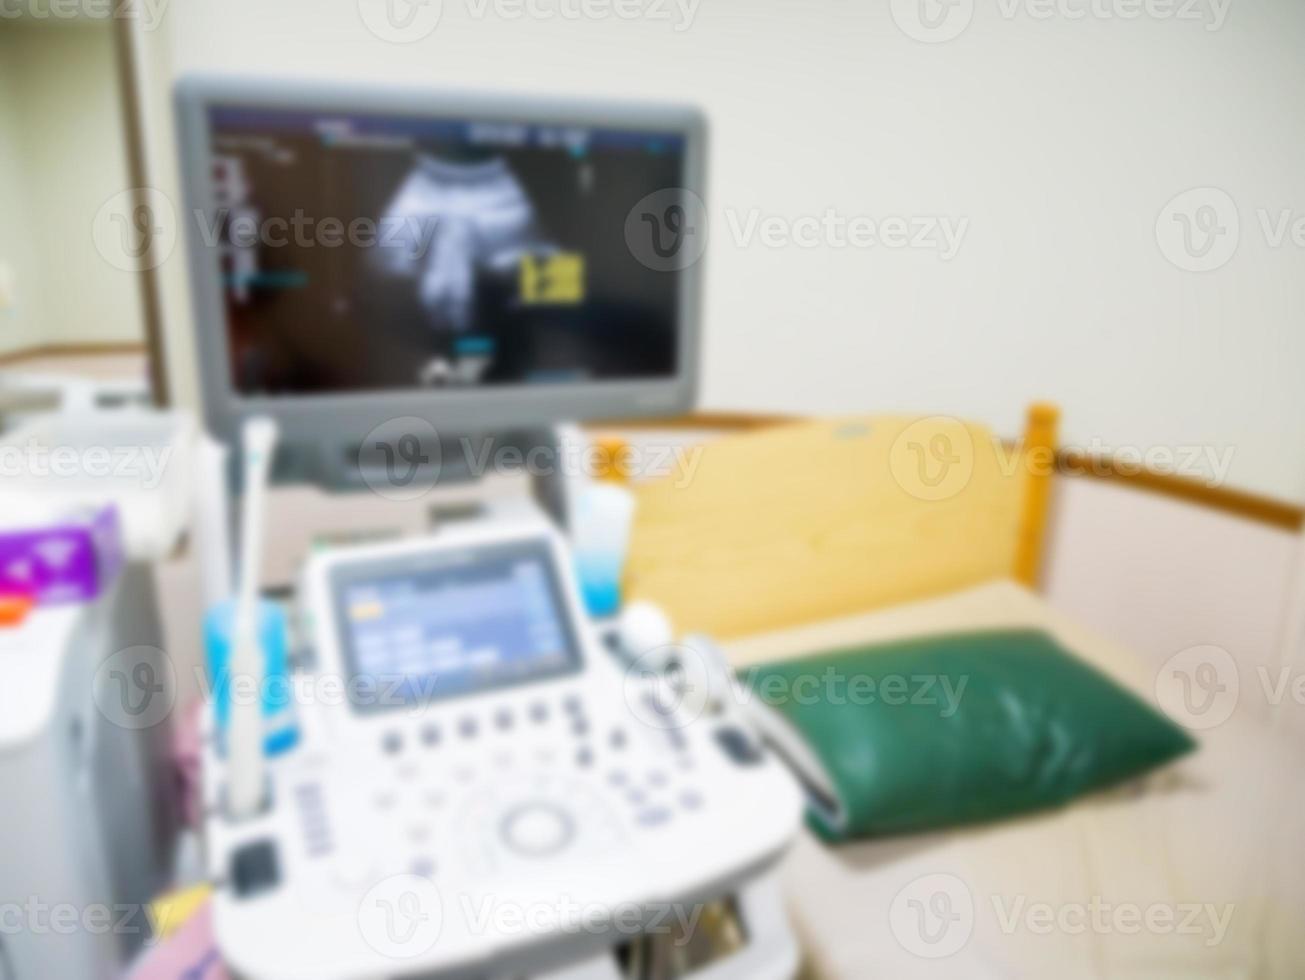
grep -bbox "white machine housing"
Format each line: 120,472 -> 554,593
0,566 -> 176,980
204,516 -> 804,980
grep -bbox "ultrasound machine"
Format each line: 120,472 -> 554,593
174,79 -> 804,979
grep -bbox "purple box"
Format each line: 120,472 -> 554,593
0,504 -> 124,605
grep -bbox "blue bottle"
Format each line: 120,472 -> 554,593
204,599 -> 299,756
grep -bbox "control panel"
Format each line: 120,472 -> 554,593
203,518 -> 803,980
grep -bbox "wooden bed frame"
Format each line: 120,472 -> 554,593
591,407 -> 1065,638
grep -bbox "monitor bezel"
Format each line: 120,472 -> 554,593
174,75 -> 705,449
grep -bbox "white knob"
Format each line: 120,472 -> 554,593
617,601 -> 675,660
502,803 -> 574,857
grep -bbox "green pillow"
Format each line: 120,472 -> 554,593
739,629 -> 1195,841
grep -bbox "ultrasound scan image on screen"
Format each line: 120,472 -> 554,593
204,107 -> 686,395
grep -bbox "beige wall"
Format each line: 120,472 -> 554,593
0,37 -> 48,354
111,1 -> 1305,744
135,0 -> 1305,503
1044,476 -> 1302,729
130,15 -> 199,409
0,22 -> 144,350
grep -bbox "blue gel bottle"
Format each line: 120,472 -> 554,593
204,599 -> 299,756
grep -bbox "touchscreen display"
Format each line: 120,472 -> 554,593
332,541 -> 581,711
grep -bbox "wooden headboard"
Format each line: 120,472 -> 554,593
616,407 -> 1059,639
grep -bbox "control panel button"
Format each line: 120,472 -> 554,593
638,807 -> 672,827
501,803 -> 575,858
410,856 -> 436,879
714,726 -> 764,766
330,854 -> 374,889
231,840 -> 281,898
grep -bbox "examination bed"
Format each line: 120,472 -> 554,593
725,580 -> 1305,980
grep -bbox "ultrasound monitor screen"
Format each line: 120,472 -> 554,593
202,106 -> 686,396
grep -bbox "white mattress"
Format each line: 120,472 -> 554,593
723,581 -> 1305,979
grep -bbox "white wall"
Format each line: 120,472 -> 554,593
0,22 -> 144,348
148,0 -> 1305,502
